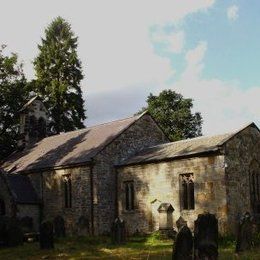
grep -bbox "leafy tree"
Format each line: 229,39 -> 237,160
139,90 -> 203,141
0,45 -> 28,161
34,17 -> 86,134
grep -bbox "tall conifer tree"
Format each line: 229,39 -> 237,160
34,17 -> 86,133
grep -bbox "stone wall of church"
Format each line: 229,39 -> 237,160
117,154 -> 228,235
92,114 -> 168,235
224,125 -> 260,234
28,166 -> 92,235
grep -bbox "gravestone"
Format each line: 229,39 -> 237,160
0,217 -> 23,247
158,203 -> 174,230
20,216 -> 34,234
176,216 -> 187,231
54,215 -> 66,237
39,220 -> 54,249
77,216 -> 89,236
0,216 -> 7,246
6,217 -> 24,247
111,217 -> 126,244
172,225 -> 193,260
235,212 -> 253,252
194,213 -> 218,260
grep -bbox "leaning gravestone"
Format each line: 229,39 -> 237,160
54,215 -> 66,237
172,225 -> 193,260
111,217 -> 126,244
39,220 -> 54,249
194,213 -> 218,260
235,212 -> 253,253
77,215 -> 89,236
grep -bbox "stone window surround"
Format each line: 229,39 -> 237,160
124,181 -> 135,212
63,174 -> 72,208
179,173 -> 195,211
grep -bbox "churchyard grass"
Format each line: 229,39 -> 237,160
0,233 -> 259,259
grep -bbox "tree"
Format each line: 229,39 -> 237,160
0,45 -> 28,161
34,17 -> 86,134
139,90 -> 202,141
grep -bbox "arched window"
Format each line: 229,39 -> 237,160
29,115 -> 37,137
0,199 -> 5,216
180,174 -> 195,210
250,160 -> 260,214
38,117 -> 46,138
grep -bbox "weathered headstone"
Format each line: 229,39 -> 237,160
194,213 -> 218,260
54,215 -> 66,237
6,217 -> 24,247
0,216 -> 7,246
176,216 -> 187,231
77,216 -> 89,236
0,217 -> 23,247
157,203 -> 174,230
39,220 -> 54,249
235,212 -> 253,253
172,225 -> 193,260
111,217 -> 126,244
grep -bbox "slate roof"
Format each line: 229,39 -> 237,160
120,122 -> 258,166
1,112 -> 147,173
6,174 -> 40,204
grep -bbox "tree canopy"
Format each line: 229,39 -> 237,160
0,45 -> 28,161
139,90 -> 203,141
34,16 -> 86,134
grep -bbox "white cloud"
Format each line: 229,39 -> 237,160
227,5 -> 239,21
170,42 -> 260,135
151,29 -> 185,54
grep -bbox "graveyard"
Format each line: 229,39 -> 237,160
0,213 -> 260,259
0,233 -> 260,259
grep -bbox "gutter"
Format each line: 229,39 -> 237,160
11,161 -> 93,175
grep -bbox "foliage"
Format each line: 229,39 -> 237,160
0,45 -> 28,161
34,17 -> 86,134
139,90 -> 203,141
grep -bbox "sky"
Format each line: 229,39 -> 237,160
1,0 -> 259,135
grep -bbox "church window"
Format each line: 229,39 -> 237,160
0,199 -> 5,215
29,115 -> 37,137
250,162 -> 260,214
63,174 -> 72,208
38,117 -> 46,138
180,173 -> 195,210
125,181 -> 134,211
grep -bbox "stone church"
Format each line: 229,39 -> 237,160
0,97 -> 259,235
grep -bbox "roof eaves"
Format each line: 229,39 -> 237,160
17,160 -> 94,175
217,122 -> 258,146
116,146 -> 221,168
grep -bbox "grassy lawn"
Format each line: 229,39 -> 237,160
0,233 -> 260,259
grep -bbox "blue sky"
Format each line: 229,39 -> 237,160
0,0 -> 259,134
152,0 -> 260,89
